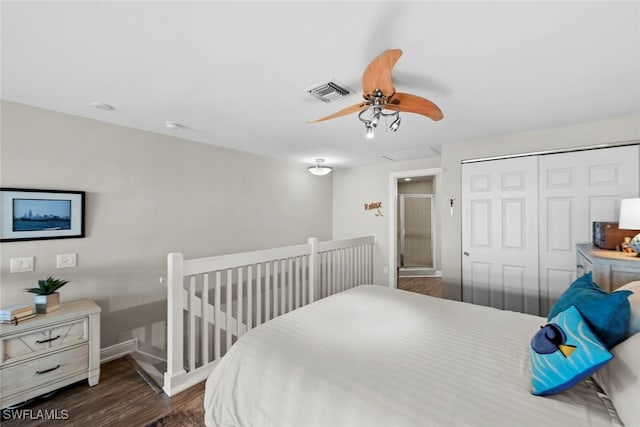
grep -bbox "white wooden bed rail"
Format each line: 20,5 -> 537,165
163,234 -> 375,396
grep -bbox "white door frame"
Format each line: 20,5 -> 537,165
388,167 -> 442,288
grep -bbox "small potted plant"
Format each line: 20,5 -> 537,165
24,276 -> 69,313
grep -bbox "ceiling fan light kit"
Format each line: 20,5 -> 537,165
308,159 -> 332,176
308,48 -> 443,139
358,99 -> 401,139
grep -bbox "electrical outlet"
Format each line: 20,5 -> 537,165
10,257 -> 34,273
57,253 -> 77,269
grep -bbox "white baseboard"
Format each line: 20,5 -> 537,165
100,338 -> 138,364
134,349 -> 167,363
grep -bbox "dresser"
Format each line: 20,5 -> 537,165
0,299 -> 100,409
576,244 -> 640,291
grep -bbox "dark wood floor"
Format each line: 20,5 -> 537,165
1,356 -> 205,426
397,276 -> 442,297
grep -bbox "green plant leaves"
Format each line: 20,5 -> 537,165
23,276 -> 69,295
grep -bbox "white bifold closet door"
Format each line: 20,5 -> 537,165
461,156 -> 540,315
462,145 -> 639,317
538,145 -> 639,314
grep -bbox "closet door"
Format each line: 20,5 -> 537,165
538,145 -> 639,315
462,156 -> 540,315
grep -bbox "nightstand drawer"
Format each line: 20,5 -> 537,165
2,318 -> 88,363
0,299 -> 100,410
1,344 -> 89,397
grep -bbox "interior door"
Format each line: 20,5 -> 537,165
462,156 -> 540,315
538,145 -> 640,315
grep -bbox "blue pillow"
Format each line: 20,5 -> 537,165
547,273 -> 632,348
531,305 -> 612,396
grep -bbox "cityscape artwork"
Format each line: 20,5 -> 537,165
13,198 -> 72,231
1,188 -> 85,242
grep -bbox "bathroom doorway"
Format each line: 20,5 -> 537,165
399,194 -> 434,270
388,167 -> 441,290
397,177 -> 436,276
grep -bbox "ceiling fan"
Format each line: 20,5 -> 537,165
308,48 -> 443,139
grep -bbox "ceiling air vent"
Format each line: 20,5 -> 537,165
307,81 -> 351,103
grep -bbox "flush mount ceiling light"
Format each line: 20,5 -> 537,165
91,102 -> 114,111
164,121 -> 182,129
308,159 -> 332,176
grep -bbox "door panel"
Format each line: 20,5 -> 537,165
462,156 -> 540,315
502,198 -> 525,248
470,199 -> 491,247
538,145 -> 639,315
470,261 -> 491,307
547,198 -> 573,251
503,264 -> 526,313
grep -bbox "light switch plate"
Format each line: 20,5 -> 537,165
57,253 -> 77,269
10,257 -> 34,273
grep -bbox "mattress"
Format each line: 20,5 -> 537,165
204,285 -> 621,427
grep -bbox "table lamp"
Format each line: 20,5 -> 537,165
619,198 -> 640,256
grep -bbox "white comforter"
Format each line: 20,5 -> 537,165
204,285 -> 620,427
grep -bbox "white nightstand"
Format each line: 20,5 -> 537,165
0,299 -> 101,409
576,244 -> 640,291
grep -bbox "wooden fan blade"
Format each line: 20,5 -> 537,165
390,92 -> 443,121
362,48 -> 403,97
308,102 -> 368,124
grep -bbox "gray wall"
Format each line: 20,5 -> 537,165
332,158 -> 441,285
440,114 -> 640,301
0,101 -> 333,354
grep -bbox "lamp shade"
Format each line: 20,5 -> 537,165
619,198 -> 640,229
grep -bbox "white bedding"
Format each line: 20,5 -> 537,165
204,285 -> 621,427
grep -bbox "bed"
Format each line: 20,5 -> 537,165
204,283 -> 640,427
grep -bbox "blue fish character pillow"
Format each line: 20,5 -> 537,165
547,272 -> 632,348
530,305 -> 612,396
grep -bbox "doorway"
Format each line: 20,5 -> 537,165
388,168 -> 442,291
398,192 -> 435,273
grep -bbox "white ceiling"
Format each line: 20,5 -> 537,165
2,1 -> 639,168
